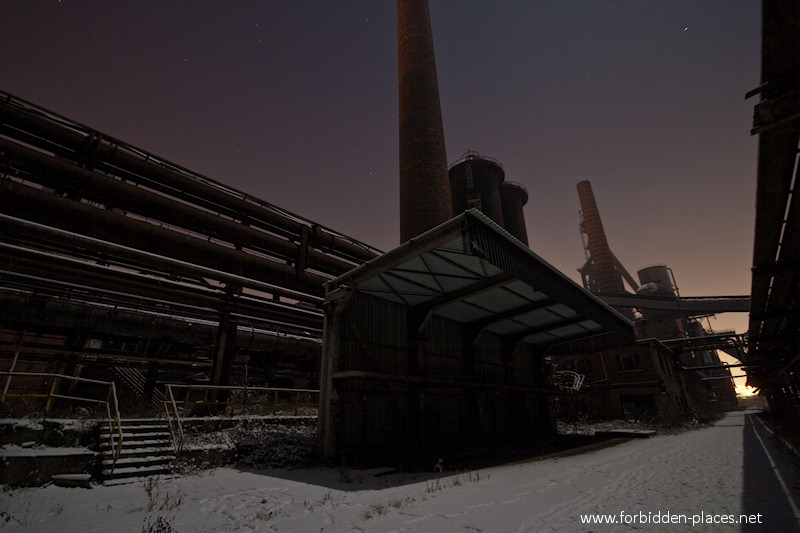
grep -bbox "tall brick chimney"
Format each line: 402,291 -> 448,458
398,0 -> 453,243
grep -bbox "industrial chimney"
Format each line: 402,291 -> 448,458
398,0 -> 453,243
576,180 -> 626,296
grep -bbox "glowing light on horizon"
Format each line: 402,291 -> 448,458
735,384 -> 758,397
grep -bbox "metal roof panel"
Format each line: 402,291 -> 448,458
325,210 -> 634,349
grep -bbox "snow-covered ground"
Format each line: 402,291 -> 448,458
1,409 -> 798,532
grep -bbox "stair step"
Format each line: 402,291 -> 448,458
102,464 -> 172,479
100,438 -> 171,452
105,452 -> 173,463
104,425 -> 169,433
104,420 -> 167,425
101,431 -> 170,440
102,445 -> 174,457
121,434 -> 171,441
105,424 -> 167,432
101,439 -> 171,452
103,455 -> 173,468
97,417 -> 177,483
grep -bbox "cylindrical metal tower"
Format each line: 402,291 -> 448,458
398,0 -> 452,243
637,265 -> 675,297
448,152 -> 505,226
637,264 -> 685,339
576,180 -> 625,296
500,181 -> 529,245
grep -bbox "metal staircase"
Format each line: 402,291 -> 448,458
112,367 -> 166,408
100,418 -> 175,484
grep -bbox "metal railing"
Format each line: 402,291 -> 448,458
550,370 -> 586,392
0,371 -> 124,473
162,384 -> 319,457
163,384 -> 185,457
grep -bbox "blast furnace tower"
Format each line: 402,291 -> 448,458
577,180 -> 627,296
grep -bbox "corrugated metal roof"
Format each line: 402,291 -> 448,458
326,210 -> 633,349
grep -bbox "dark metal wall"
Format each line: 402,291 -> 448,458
320,291 -> 554,467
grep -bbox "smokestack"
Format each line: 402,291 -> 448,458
576,180 -> 625,296
398,0 -> 453,243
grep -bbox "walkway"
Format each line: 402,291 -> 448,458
2,410 -> 799,532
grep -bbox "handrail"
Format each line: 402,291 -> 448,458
163,384 -> 185,457
107,382 -> 123,473
160,383 -> 319,457
169,384 -> 318,416
0,371 -> 124,473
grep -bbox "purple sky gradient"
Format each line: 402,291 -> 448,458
2,1 -> 760,340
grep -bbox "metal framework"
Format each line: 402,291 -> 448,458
0,90 -> 380,400
746,1 -> 800,443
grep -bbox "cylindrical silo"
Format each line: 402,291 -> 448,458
398,0 -> 453,243
636,264 -> 685,339
576,180 -> 625,296
500,181 -> 529,245
448,152 -> 505,226
637,265 -> 675,297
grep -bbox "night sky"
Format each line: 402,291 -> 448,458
2,1 -> 760,342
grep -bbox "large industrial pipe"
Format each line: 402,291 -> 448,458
0,183 -> 329,297
0,95 -> 378,264
0,137 -> 358,277
2,247 -> 225,315
398,0 -> 453,243
576,180 -> 625,296
0,212 -> 324,306
0,292 -> 218,346
1,243 -> 324,331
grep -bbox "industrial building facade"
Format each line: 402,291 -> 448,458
555,340 -> 699,423
318,210 -> 635,466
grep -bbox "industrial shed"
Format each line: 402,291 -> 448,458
318,210 -> 635,466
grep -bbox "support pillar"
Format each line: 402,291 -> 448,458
210,284 -> 241,406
